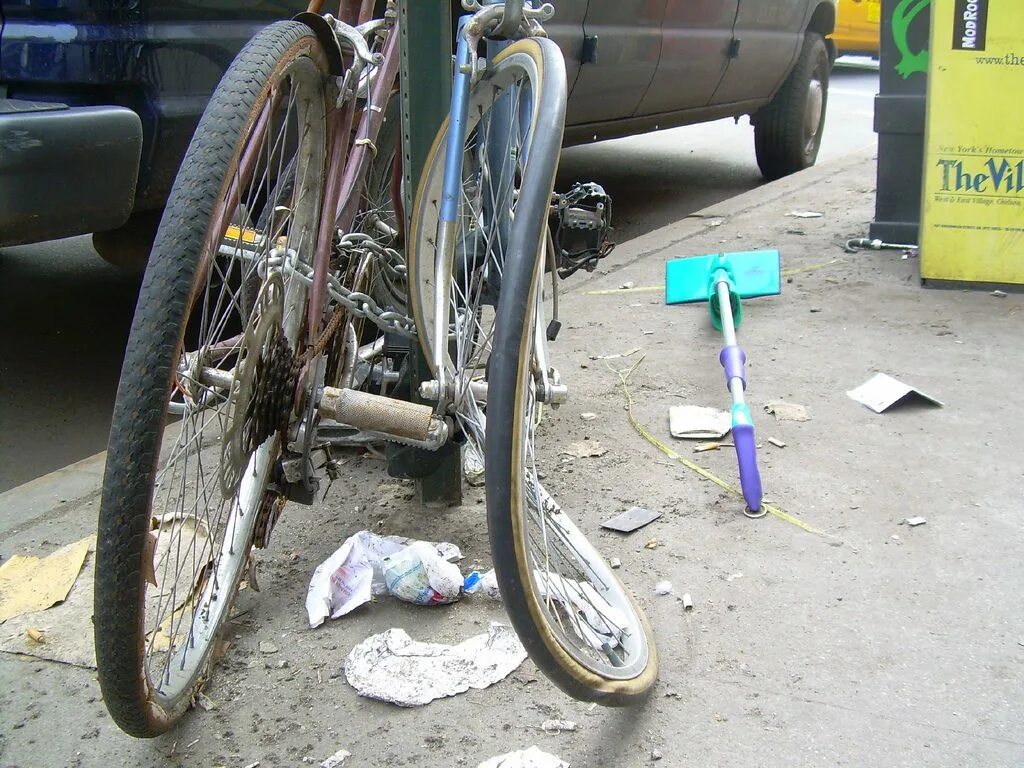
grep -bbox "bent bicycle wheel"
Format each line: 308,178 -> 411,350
95,21 -> 329,736
408,37 -> 657,704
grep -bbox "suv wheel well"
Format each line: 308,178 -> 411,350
807,2 -> 838,61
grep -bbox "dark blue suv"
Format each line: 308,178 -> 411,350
0,1 -> 835,266
0,0 -> 299,264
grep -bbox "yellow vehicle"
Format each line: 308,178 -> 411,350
833,0 -> 881,56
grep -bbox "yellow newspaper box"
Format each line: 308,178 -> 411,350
920,0 -> 1024,285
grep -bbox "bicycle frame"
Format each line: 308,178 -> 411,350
292,0 -> 556,411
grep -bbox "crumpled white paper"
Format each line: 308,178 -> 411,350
343,624 -> 527,706
477,746 -> 569,768
305,531 -> 462,628
533,569 -> 627,652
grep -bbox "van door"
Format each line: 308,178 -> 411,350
565,0 -> 665,126
710,0 -> 805,105
543,0 -> 588,99
636,0 -> 738,116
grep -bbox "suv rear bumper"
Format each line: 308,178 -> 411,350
0,101 -> 143,247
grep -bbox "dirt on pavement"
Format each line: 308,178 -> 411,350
1,147 -> 1022,768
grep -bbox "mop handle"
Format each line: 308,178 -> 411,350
715,276 -> 764,513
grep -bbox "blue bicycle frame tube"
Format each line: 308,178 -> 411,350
441,22 -> 474,224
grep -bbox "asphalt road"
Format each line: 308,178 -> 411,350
0,64 -> 878,493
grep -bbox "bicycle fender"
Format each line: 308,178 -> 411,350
292,12 -> 346,76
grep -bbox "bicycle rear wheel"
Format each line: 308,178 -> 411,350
408,37 -> 657,704
95,21 -> 330,736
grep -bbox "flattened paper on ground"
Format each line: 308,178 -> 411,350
846,372 -> 944,413
0,537 -> 91,622
477,747 -> 569,768
764,401 -> 810,421
344,624 -> 526,706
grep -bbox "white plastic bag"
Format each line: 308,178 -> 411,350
383,541 -> 464,606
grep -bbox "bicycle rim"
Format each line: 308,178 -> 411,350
96,22 -> 328,733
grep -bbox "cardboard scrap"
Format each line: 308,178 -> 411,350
0,540 -> 97,668
562,441 -> 607,459
668,405 -> 731,440
600,506 -> 661,534
846,373 -> 944,413
0,537 -> 91,622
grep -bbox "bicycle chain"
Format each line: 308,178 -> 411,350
326,232 -> 416,340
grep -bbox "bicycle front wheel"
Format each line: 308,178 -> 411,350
408,37 -> 657,704
95,21 -> 330,737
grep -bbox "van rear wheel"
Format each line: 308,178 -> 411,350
753,32 -> 830,181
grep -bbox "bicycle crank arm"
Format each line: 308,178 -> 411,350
318,387 -> 448,450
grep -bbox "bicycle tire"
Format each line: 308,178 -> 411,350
95,21 -> 330,737
408,37 -> 658,704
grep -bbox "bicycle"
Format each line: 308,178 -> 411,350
94,0 -> 657,737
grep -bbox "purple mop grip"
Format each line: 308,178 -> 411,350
719,345 -> 746,390
732,421 -> 763,512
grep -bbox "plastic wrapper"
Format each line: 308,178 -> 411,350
305,531 -> 462,628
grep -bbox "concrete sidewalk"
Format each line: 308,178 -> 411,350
1,146 -> 1022,768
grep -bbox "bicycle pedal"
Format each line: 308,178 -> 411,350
319,387 -> 448,450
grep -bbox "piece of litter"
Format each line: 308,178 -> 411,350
320,749 -> 352,768
764,402 -> 810,422
991,290 -> 1007,298
905,517 -> 927,527
682,593 -> 693,611
463,442 -> 486,487
382,541 -> 464,607
767,437 -> 786,448
541,719 -> 578,733
621,281 -> 635,289
786,210 -> 823,218
305,531 -> 463,628
0,537 -> 91,622
26,627 -> 46,644
708,218 -> 724,227
668,405 -> 731,440
259,641 -> 278,654
580,412 -> 598,421
846,373 -> 943,413
726,572 -> 743,582
601,506 -> 662,534
644,538 -> 660,550
465,568 -> 501,600
589,347 -> 641,361
478,747 -> 569,768
195,691 -> 218,711
609,558 -> 622,569
694,441 -> 723,453
344,624 -> 526,707
243,763 -> 260,768
654,581 -> 673,596
652,749 -> 664,761
562,440 -> 607,459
